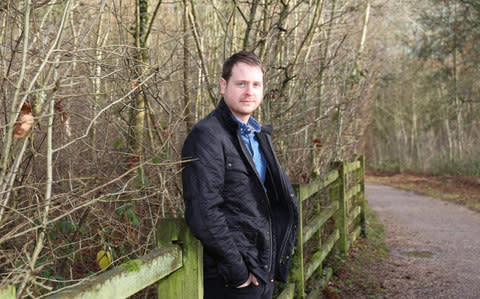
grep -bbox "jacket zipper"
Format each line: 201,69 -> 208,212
278,178 -> 294,264
265,192 -> 274,272
265,133 -> 295,265
237,132 -> 274,272
279,220 -> 293,264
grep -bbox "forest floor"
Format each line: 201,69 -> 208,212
324,173 -> 480,298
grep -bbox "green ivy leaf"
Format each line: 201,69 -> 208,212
116,203 -> 133,216
126,208 -> 140,226
114,138 -> 124,149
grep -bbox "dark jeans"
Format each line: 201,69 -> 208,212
204,276 -> 274,299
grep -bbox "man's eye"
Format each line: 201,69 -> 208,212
238,82 -> 245,87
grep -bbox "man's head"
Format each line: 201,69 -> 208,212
220,52 -> 265,123
221,51 -> 265,82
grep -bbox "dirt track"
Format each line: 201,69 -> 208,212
366,183 -> 480,299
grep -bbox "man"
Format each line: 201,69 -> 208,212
182,51 -> 299,299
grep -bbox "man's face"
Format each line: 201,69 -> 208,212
220,62 -> 263,123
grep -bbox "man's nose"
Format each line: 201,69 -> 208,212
245,84 -> 253,95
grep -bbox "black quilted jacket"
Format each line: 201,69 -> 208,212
181,99 -> 299,287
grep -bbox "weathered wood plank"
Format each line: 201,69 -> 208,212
296,170 -> 339,202
333,161 -> 348,253
347,206 -> 362,228
345,184 -> 361,201
293,184 -> 305,298
344,160 -> 361,173
157,218 -> 203,299
349,226 -> 362,248
305,267 -> 333,299
304,229 -> 339,281
47,246 -> 183,299
359,155 -> 367,237
277,283 -> 295,299
321,170 -> 340,191
0,285 -> 15,299
302,201 -> 338,245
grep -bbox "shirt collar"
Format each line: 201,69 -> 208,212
231,113 -> 261,135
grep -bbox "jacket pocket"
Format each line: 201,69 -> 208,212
225,156 -> 250,175
229,227 -> 257,250
230,227 -> 261,273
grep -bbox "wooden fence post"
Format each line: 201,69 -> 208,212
359,155 -> 367,237
157,218 -> 203,299
315,184 -> 323,279
332,161 -> 348,253
292,185 -> 305,299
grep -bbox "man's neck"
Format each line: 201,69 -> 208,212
233,113 -> 250,124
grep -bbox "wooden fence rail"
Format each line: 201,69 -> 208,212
0,157 -> 365,299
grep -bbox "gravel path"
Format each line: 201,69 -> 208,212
366,183 -> 480,299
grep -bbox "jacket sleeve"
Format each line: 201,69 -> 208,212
181,126 -> 249,287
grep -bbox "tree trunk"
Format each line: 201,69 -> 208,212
130,0 -> 150,156
452,0 -> 463,159
242,0 -> 259,51
92,0 -> 107,156
183,0 -> 194,133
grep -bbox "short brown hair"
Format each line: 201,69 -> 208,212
221,51 -> 265,82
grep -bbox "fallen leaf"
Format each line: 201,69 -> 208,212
96,249 -> 112,270
13,103 -> 34,138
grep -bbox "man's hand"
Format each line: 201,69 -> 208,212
236,272 -> 259,288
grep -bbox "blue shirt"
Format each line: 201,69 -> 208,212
232,115 -> 267,184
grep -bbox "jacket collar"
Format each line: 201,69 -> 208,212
216,98 -> 239,134
216,98 -> 273,135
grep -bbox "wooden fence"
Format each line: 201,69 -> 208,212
0,156 -> 365,299
277,155 -> 366,299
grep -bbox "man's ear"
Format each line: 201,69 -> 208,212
219,78 -> 226,95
